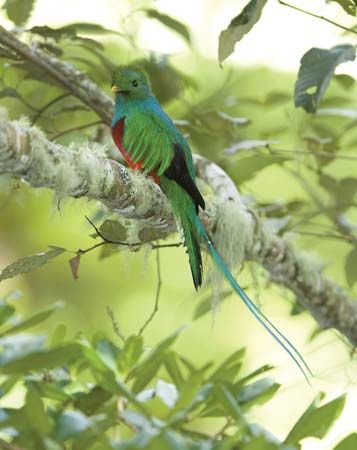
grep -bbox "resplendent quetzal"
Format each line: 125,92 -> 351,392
111,65 -> 311,381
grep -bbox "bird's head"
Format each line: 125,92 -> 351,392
111,66 -> 152,100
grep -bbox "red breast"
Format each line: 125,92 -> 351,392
111,119 -> 160,184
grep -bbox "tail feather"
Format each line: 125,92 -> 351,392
192,214 -> 312,383
182,214 -> 203,290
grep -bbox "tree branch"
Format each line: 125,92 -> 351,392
1,118 -> 357,347
0,25 -> 113,124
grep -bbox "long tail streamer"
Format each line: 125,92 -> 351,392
193,215 -> 312,383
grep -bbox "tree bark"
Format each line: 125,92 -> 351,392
1,118 -> 356,347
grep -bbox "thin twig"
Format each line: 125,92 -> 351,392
51,120 -> 105,141
85,216 -> 182,250
0,25 -> 112,123
107,306 -> 126,343
277,0 -> 357,35
271,147 -> 357,162
32,93 -> 72,123
293,230 -> 353,242
138,247 -> 162,335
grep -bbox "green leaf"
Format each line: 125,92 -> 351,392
218,0 -> 268,64
24,385 -> 50,434
334,433 -> 357,450
118,334 -> 144,373
75,386 -> 112,415
98,220 -> 128,242
214,382 -> 246,426
210,348 -> 245,383
50,323 -> 67,347
0,342 -> 82,373
345,246 -> 357,287
334,73 -> 356,89
143,9 -> 191,43
285,394 -> 346,445
129,328 -> 184,394
295,45 -> 356,113
169,369 -> 206,416
3,0 -> 35,26
0,302 -> 63,337
163,351 -> 184,388
0,299 -> 15,326
237,378 -> 280,407
327,0 -> 356,16
0,247 -> 66,282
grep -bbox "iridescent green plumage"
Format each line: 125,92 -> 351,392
111,65 -> 311,381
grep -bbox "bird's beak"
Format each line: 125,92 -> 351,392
111,85 -> 121,93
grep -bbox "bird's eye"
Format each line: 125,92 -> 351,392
132,79 -> 138,87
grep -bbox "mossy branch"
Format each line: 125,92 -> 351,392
1,118 -> 357,346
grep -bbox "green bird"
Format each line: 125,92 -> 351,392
111,65 -> 311,381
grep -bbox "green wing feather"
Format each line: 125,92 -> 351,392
123,110 -> 177,175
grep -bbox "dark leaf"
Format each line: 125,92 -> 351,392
0,299 -> 15,326
295,45 -> 356,113
28,23 -> 122,42
0,247 -> 66,282
3,0 -> 35,26
218,0 -> 268,63
285,394 -> 346,445
144,9 -> 191,43
327,0 -> 356,16
334,73 -> 356,89
98,220 -> 128,242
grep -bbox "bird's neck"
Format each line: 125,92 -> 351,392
112,94 -> 157,126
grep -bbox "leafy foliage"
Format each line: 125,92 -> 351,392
0,298 -> 350,450
327,0 -> 357,16
2,0 -> 35,25
295,45 -> 356,113
218,0 -> 268,63
0,0 -> 357,448
0,247 -> 66,282
143,8 -> 191,43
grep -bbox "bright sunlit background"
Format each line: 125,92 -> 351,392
0,0 -> 356,448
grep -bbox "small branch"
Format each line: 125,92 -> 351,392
51,120 -> 106,141
0,25 -> 113,124
107,306 -> 126,343
278,0 -> 357,35
32,93 -> 72,123
138,247 -> 162,335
